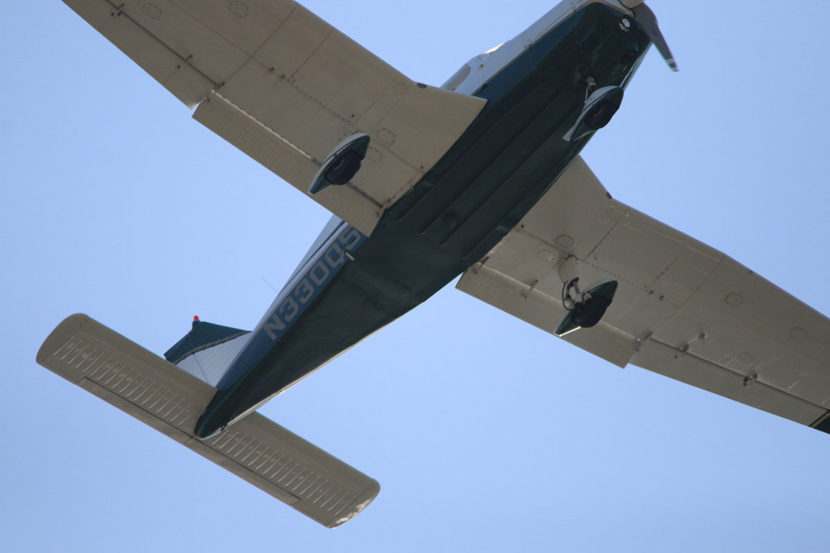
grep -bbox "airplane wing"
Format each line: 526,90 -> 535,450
62,0 -> 486,235
37,314 -> 379,528
457,156 -> 830,434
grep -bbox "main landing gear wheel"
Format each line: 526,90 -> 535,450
324,150 -> 364,186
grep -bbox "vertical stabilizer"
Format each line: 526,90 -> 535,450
164,319 -> 251,387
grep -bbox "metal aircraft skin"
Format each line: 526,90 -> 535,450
39,0 -> 830,527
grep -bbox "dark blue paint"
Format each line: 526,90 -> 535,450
194,3 -> 651,439
215,224 -> 365,392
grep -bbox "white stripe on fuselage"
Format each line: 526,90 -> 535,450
446,0 -> 634,96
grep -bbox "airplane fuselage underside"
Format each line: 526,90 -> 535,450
195,4 -> 650,438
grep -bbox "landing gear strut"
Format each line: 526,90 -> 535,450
555,278 -> 618,336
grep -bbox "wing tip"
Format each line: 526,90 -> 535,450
327,481 -> 381,528
36,313 -> 92,366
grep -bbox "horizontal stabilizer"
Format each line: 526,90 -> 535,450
36,314 -> 379,528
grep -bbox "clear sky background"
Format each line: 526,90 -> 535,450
3,1 -> 830,552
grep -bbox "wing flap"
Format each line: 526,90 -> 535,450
192,91 -> 383,233
63,0 -> 485,235
37,314 -> 379,528
457,156 -> 830,434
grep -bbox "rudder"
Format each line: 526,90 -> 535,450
164,318 -> 251,387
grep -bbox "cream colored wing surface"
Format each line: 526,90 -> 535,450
457,156 -> 830,433
37,314 -> 380,528
62,0 -> 485,234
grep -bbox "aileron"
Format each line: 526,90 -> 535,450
63,0 -> 216,106
633,338 -> 827,428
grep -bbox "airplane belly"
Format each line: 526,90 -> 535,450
196,260 -> 404,438
196,4 -> 650,438
368,4 -> 650,277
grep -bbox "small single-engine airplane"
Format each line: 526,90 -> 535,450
40,0 -> 830,528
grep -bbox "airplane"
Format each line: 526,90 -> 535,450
38,0 -> 830,529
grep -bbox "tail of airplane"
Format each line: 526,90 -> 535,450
163,317 -> 251,387
36,314 -> 379,528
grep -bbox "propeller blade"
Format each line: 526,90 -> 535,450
632,4 -> 678,71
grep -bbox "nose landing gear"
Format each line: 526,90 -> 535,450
563,84 -> 624,142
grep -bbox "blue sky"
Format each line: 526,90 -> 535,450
3,1 -> 830,551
